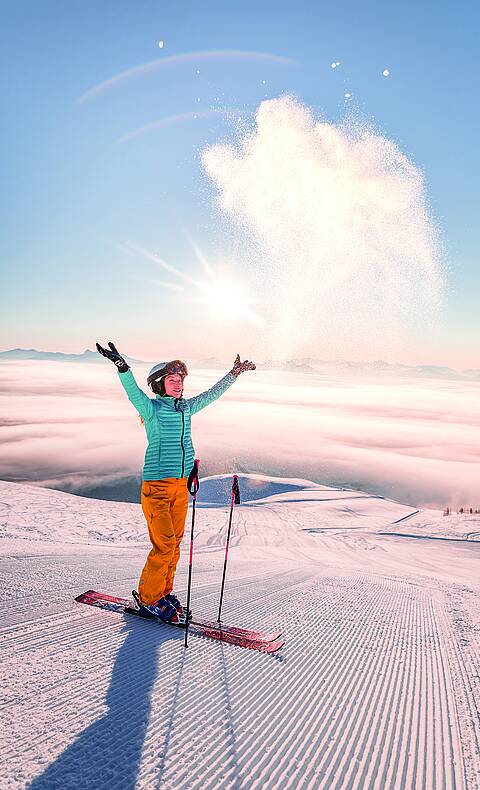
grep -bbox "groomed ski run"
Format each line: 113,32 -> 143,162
1,475 -> 479,789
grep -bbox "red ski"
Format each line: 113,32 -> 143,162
75,590 -> 284,653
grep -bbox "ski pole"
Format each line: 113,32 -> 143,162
184,459 -> 200,648
217,474 -> 241,623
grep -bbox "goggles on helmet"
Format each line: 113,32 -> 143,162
167,360 -> 188,376
147,359 -> 188,388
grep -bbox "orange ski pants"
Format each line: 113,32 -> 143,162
138,478 -> 189,605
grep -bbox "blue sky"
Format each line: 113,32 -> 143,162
1,0 -> 479,366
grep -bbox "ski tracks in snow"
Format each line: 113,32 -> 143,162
2,568 -> 478,789
438,583 -> 480,789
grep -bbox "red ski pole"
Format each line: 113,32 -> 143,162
217,475 -> 240,623
184,459 -> 200,648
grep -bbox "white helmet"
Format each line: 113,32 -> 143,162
147,360 -> 188,392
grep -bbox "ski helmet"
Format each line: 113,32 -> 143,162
147,360 -> 188,394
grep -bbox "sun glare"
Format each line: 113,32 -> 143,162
195,276 -> 265,327
124,240 -> 266,327
205,280 -> 247,320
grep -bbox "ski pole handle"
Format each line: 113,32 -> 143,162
187,459 -> 200,497
232,474 -> 240,505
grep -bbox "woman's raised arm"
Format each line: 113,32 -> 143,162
96,341 -> 154,422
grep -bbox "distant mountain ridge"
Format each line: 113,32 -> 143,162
0,348 -> 145,365
1,348 -> 479,380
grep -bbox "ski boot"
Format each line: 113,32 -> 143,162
165,593 -> 192,624
132,591 -> 180,623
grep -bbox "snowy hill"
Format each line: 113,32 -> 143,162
1,474 -> 478,546
1,474 -> 479,788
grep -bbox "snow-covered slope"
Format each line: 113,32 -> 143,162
2,474 -> 477,546
1,475 -> 479,789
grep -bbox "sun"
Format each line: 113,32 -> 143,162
123,240 -> 266,327
204,280 -> 249,321
197,275 -> 266,328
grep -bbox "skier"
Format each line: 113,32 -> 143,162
96,341 -> 255,623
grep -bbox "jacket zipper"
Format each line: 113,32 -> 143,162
179,402 -> 185,477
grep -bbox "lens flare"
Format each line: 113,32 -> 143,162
75,51 -> 296,105
116,109 -> 246,145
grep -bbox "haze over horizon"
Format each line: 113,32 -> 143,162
2,345 -> 480,375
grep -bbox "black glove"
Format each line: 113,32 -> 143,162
96,341 -> 130,373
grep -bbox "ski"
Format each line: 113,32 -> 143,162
75,590 -> 283,652
76,589 -> 281,641
122,605 -> 283,653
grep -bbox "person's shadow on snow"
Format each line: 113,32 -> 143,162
27,616 -> 183,790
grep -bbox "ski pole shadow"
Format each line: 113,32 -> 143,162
154,636 -> 243,790
27,615 -> 182,790
213,637 -> 286,787
155,644 -> 188,785
216,640 -> 242,789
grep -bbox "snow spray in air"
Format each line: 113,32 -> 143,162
202,96 -> 445,362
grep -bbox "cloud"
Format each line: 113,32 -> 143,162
202,96 -> 445,362
1,360 -> 479,509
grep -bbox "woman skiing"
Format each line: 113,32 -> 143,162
96,341 -> 255,623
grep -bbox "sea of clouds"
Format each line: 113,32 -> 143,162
1,359 -> 479,509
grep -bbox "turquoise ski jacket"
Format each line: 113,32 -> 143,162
118,368 -> 236,481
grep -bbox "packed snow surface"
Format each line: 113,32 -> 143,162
1,474 -> 479,789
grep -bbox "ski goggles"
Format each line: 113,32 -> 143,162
164,360 -> 188,378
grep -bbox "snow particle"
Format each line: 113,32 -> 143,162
158,40 -> 164,49
344,92 -> 352,99
383,69 -> 390,77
